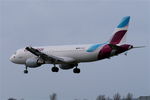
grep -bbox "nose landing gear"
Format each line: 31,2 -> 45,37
24,66 -> 28,74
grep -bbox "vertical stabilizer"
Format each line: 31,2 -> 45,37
109,16 -> 130,44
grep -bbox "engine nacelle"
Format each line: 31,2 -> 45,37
25,58 -> 44,68
59,64 -> 77,70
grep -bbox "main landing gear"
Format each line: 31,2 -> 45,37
51,64 -> 59,72
23,64 -> 80,74
73,66 -> 80,74
24,66 -> 28,74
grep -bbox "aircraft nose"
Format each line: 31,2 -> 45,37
9,55 -> 16,63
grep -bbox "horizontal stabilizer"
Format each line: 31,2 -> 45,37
132,46 -> 146,49
108,44 -> 120,50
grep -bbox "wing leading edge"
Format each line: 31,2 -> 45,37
25,46 -> 76,64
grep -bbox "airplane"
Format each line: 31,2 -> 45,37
9,16 -> 144,74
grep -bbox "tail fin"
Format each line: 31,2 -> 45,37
109,16 -> 130,44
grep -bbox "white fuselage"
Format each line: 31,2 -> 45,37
10,44 -> 104,65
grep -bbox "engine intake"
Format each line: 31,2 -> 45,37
25,58 -> 44,68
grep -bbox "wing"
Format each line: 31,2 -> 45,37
25,46 -> 75,64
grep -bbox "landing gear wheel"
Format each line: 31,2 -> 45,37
24,70 -> 28,74
73,68 -> 80,74
51,67 -> 59,72
24,66 -> 28,74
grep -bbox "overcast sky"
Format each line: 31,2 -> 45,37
0,0 -> 150,100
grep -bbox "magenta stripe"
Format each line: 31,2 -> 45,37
110,30 -> 127,44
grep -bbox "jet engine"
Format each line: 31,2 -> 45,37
59,64 -> 77,70
25,58 -> 44,68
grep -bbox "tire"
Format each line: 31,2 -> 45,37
73,68 -> 80,74
51,67 -> 59,72
24,70 -> 28,74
